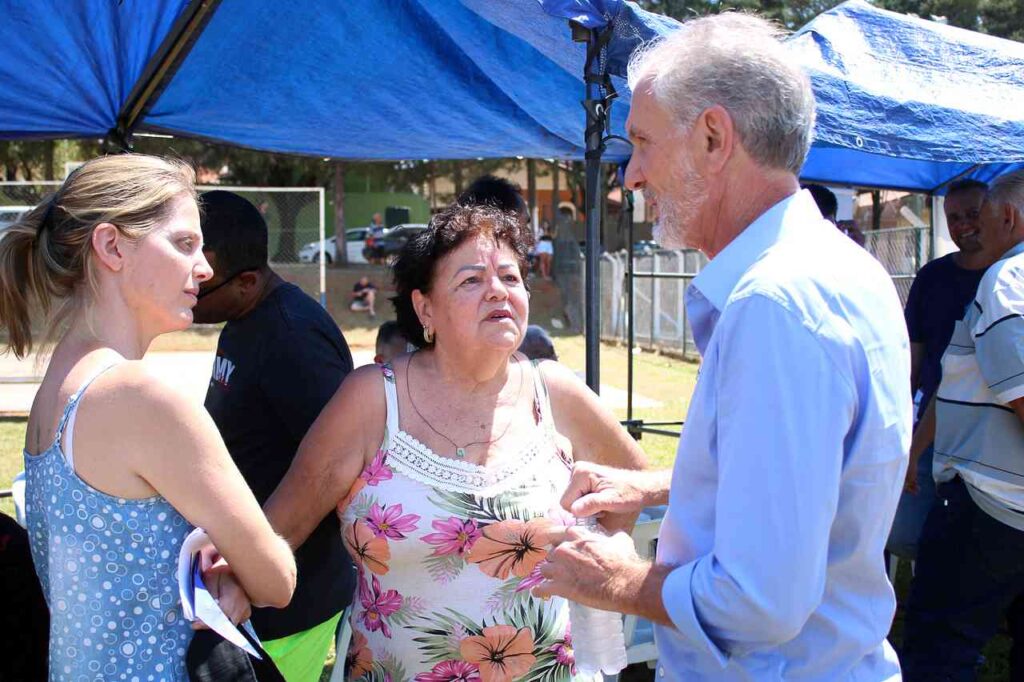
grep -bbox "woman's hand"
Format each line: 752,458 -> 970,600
197,559 -> 252,628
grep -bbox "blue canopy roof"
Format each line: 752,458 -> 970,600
0,0 -> 1021,191
790,0 -> 1024,192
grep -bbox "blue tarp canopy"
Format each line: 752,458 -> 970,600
790,0 -> 1024,192
0,0 -> 651,160
0,0 -> 1021,191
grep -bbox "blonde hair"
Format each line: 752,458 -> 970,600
0,154 -> 197,358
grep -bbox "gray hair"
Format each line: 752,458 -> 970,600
627,13 -> 816,175
988,170 -> 1024,216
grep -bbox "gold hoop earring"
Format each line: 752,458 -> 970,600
423,326 -> 434,344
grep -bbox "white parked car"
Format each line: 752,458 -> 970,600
298,227 -> 371,264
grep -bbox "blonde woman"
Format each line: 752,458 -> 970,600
0,155 -> 295,681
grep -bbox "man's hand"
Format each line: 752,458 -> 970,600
561,461 -> 668,518
532,526 -> 674,625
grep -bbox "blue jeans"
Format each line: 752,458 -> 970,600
901,476 -> 1024,681
887,446 -> 936,560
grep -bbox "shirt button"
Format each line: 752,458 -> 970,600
659,667 -> 666,678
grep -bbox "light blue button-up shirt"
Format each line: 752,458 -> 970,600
654,190 -> 911,680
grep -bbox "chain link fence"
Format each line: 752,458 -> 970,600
0,182 -> 326,265
861,226 -> 931,306
595,226 -> 929,355
598,249 -> 706,357
0,181 -> 59,229
206,187 -> 325,265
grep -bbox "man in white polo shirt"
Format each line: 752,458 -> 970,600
902,169 -> 1024,680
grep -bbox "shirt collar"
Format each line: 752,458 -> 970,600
999,240 -> 1024,262
689,189 -> 823,313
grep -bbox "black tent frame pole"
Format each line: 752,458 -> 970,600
626,187 -> 635,423
584,152 -> 602,392
573,21 -> 615,393
107,0 -> 223,151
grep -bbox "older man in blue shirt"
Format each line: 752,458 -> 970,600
534,13 -> 911,680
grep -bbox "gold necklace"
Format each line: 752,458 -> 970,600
405,351 -> 524,458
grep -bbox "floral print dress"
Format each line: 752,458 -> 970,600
339,361 -> 582,682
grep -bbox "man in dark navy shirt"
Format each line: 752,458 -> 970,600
889,179 -> 998,559
191,191 -> 355,682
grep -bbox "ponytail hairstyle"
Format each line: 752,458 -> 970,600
0,154 -> 197,358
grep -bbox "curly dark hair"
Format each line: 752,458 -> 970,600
392,203 -> 535,349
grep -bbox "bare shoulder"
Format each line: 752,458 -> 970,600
92,361 -> 200,419
69,361 -> 224,495
535,359 -> 590,402
316,363 -> 389,449
81,362 -> 214,444
334,363 -> 389,412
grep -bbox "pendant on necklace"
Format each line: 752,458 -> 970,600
456,447 -> 467,459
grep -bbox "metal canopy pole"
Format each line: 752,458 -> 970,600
626,187 -> 635,424
107,0 -> 223,151
572,21 -> 616,394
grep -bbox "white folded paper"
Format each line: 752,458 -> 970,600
177,527 -> 262,659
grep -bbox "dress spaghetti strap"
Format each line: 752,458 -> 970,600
55,363 -> 118,472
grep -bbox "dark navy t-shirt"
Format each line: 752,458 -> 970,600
904,253 -> 987,420
205,282 -> 355,640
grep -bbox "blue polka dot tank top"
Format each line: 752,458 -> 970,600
24,366 -> 193,681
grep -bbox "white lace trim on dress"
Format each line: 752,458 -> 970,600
387,429 -> 553,496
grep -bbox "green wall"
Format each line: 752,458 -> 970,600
327,191 -> 431,229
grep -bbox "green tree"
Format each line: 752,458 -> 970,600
637,0 -> 1022,38
876,0 -> 981,30
981,0 -> 1024,41
634,0 -> 844,29
872,0 -> 1023,40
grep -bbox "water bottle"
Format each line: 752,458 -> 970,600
568,516 -> 628,676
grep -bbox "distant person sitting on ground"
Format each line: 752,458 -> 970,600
374,320 -> 410,365
350,275 -> 377,317
518,324 -> 558,361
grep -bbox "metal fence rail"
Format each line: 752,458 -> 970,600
598,226 -> 929,354
862,226 -> 931,306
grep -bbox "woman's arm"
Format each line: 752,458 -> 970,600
538,360 -> 649,532
264,365 -> 386,550
107,364 -> 296,608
